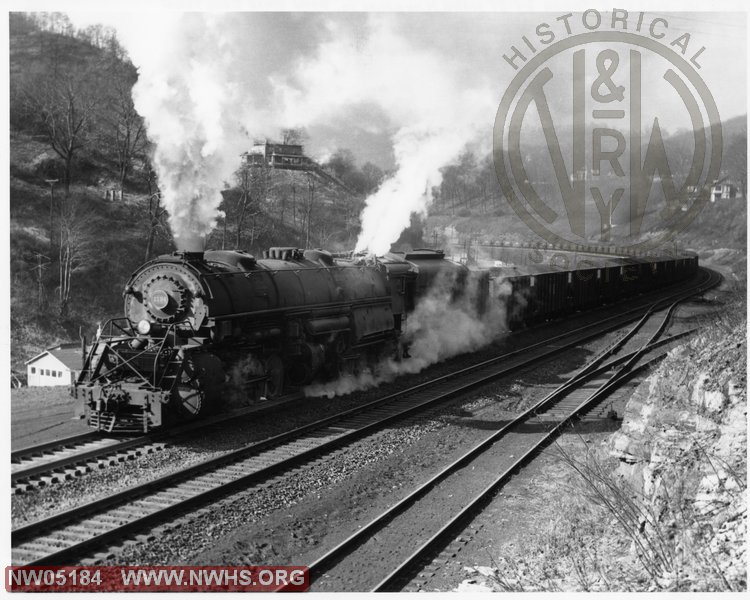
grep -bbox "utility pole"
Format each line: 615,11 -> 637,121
305,172 -> 315,248
44,179 -> 59,252
30,252 -> 50,310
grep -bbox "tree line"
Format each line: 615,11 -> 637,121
11,12 -> 147,194
213,144 -> 386,253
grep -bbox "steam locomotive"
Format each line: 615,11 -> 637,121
73,246 -> 698,432
73,247 -> 469,432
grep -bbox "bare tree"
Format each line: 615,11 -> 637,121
17,63 -> 103,194
725,132 -> 747,198
141,170 -> 169,261
57,196 -> 97,316
361,162 -> 385,193
144,193 -> 168,261
281,127 -> 308,145
34,12 -> 75,35
230,161 -> 272,250
101,48 -> 147,189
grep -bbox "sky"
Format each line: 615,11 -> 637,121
4,2 -> 748,253
36,7 -> 749,170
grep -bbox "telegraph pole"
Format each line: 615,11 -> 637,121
30,252 -> 50,310
44,179 -> 59,252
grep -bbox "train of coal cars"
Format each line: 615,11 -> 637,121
73,246 -> 698,432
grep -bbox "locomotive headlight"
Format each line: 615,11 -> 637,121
137,320 -> 152,335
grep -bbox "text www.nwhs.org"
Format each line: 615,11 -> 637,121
6,566 -> 309,592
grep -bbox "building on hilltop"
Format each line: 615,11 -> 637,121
711,178 -> 744,202
241,139 -> 357,195
243,140 -> 314,171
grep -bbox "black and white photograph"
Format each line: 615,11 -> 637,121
4,0 -> 747,593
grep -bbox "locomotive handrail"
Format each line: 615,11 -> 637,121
150,319 -> 203,388
153,328 -> 175,389
80,317 -> 205,389
208,295 -> 393,322
80,318 -> 178,389
93,342 -> 157,389
106,318 -> 135,337
78,318 -> 133,382
154,321 -> 185,387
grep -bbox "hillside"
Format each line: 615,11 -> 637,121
8,16 -> 371,375
8,14 -> 747,375
425,115 -> 747,277
9,137 -> 365,374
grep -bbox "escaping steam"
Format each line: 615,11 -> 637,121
122,15 -> 248,251
304,272 -> 512,399
72,13 -> 496,252
274,16 -> 497,255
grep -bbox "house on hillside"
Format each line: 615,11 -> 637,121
243,140 -> 313,170
240,140 -> 358,196
25,343 -> 83,387
711,178 -> 744,202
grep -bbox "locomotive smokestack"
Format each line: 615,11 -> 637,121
173,232 -> 205,262
174,233 -> 205,253
176,251 -> 205,263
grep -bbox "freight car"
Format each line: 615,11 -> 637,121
73,246 -> 698,432
499,253 -> 699,328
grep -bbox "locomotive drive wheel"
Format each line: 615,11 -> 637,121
173,352 -> 224,419
323,335 -> 349,379
264,354 -> 284,399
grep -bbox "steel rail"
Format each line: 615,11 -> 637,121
12,268 -> 709,485
12,433 -> 103,464
289,329 -> 695,591
370,351 -> 675,592
10,395 -> 304,488
368,273 -> 721,591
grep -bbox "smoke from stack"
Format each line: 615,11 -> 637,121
305,272 -> 512,399
122,15 -> 249,251
69,13 -> 496,253
274,16 -> 497,255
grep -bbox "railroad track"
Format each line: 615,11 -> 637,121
10,395 -> 303,494
11,268 -> 712,495
11,433 -> 173,493
10,269 -> 719,566
376,338 -> 688,592
297,274 -> 721,591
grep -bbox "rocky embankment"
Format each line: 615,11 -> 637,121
609,310 -> 746,590
457,297 -> 746,592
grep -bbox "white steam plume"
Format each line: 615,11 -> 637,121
274,16 -> 497,255
305,272 -> 512,399
68,13 -> 258,251
69,13 -> 497,252
122,15 -> 248,251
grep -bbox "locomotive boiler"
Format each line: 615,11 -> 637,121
73,247 -> 466,432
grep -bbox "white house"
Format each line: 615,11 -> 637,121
25,344 -> 83,387
711,179 -> 744,202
